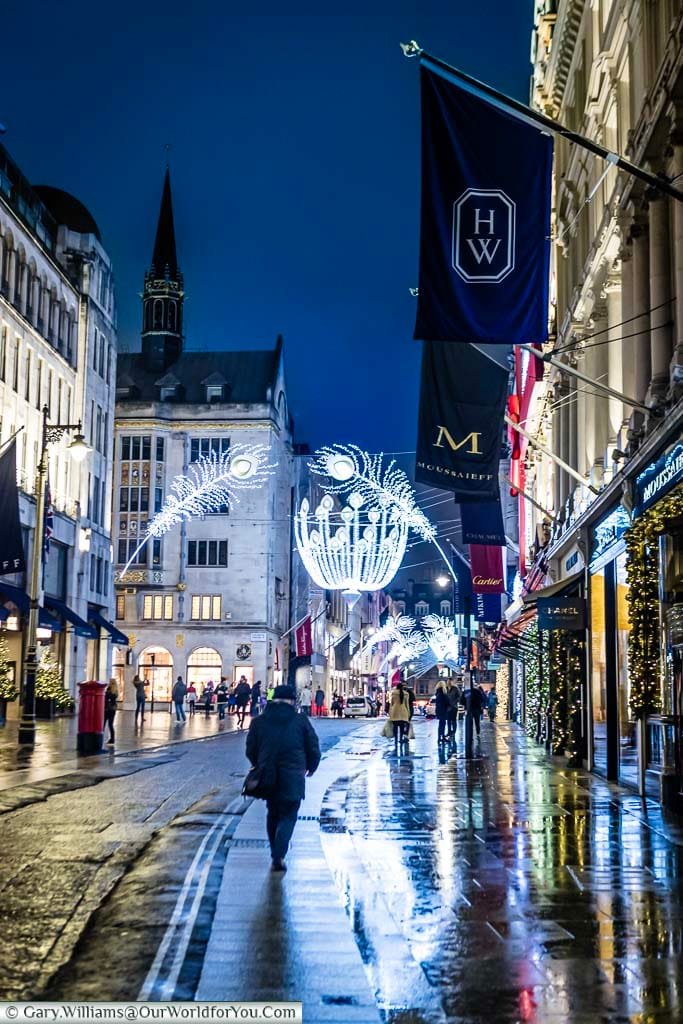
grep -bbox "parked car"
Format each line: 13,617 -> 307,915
343,696 -> 374,718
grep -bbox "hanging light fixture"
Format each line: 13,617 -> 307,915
294,492 -> 409,607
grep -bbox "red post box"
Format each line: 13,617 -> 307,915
77,680 -> 107,755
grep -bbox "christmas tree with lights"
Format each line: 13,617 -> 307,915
0,630 -> 18,703
36,651 -> 73,710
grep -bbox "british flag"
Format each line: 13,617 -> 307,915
43,479 -> 54,563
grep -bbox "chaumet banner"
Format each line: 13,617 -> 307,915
413,61 -> 552,346
415,341 -> 508,501
460,497 -> 505,546
537,597 -> 586,631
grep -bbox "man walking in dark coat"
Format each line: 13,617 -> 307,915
245,684 -> 321,872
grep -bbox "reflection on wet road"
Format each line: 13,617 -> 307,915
321,722 -> 683,1024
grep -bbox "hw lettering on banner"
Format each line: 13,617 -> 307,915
433,427 -> 482,455
452,189 -> 515,284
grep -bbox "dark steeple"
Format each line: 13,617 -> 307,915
141,167 -> 184,372
150,168 -> 178,279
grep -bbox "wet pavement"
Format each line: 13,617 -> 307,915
0,709 -> 242,789
198,719 -> 683,1024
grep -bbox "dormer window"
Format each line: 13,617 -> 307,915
160,385 -> 177,401
206,384 -> 223,403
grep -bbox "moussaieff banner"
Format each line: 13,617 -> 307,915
414,61 -> 552,345
415,341 -> 508,501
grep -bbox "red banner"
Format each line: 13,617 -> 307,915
469,545 -> 505,594
294,616 -> 312,657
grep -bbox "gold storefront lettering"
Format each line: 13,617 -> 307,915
433,426 -> 482,455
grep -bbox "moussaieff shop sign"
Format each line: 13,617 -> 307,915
634,441 -> 683,518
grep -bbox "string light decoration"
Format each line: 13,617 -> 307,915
625,482 -> 683,717
310,445 -> 436,541
421,613 -> 459,665
294,493 -> 410,606
120,445 -> 275,578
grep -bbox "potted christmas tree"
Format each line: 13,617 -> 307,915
0,631 -> 18,725
35,651 -> 74,719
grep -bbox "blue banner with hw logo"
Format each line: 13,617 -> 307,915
414,61 -> 553,346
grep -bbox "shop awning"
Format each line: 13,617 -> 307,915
44,597 -> 97,638
522,569 -> 583,607
88,608 -> 129,646
0,582 -> 63,631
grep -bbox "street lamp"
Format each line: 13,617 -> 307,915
18,406 -> 91,746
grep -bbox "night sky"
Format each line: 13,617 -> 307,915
2,1 -> 531,453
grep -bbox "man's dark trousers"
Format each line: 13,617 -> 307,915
266,797 -> 301,861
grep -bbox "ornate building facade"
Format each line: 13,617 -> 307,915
523,0 -> 683,801
113,172 -> 293,707
0,143 -> 118,708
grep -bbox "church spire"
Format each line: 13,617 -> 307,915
150,167 -> 178,280
141,167 -> 184,371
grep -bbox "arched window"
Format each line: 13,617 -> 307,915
153,299 -> 164,329
415,600 -> 429,618
394,601 -> 406,614
138,646 -> 174,704
187,646 -> 222,689
168,301 -> 177,331
440,600 -> 451,617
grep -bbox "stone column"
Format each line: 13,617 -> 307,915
552,386 -> 562,515
605,268 -> 623,442
647,191 -> 673,400
585,302 -> 608,483
6,247 -> 16,305
567,377 -> 578,484
630,216 -> 652,411
620,243 -> 636,414
668,110 -> 683,387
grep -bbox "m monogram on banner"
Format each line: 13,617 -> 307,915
414,62 -> 552,345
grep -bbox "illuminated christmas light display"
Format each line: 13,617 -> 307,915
294,493 -> 410,606
422,613 -> 459,665
120,445 -> 275,578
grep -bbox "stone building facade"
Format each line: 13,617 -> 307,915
524,0 -> 683,798
0,144 -> 118,709
113,172 -> 293,708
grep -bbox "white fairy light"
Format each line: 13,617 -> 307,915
422,613 -> 459,665
119,444 -> 275,578
294,492 -> 409,607
310,444 -> 436,541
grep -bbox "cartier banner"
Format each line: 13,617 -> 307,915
469,544 -> 505,594
537,597 -> 586,631
414,61 -> 552,346
460,498 -> 505,546
415,341 -> 508,500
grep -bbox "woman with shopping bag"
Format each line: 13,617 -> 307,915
383,683 -> 411,754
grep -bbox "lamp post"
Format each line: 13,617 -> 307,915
18,406 -> 89,746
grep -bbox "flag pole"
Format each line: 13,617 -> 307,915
505,415 -> 599,494
519,343 -> 654,415
401,41 -> 683,204
506,478 -> 556,522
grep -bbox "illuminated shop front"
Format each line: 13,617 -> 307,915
588,505 -> 634,787
625,441 -> 683,808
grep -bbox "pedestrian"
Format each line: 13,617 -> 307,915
314,686 -> 325,717
228,681 -> 238,715
104,678 -> 118,746
215,679 -> 229,720
266,683 -> 275,702
235,676 -> 251,728
299,683 -> 313,716
172,675 -> 187,722
488,687 -> 499,722
251,679 -> 262,717
460,683 -> 484,737
132,674 -> 146,725
434,680 -> 449,744
389,683 -> 411,754
203,681 -> 214,717
405,685 -> 416,720
186,682 -> 197,716
446,680 -> 461,739
245,684 -> 321,873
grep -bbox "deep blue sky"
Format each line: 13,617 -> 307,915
3,2 -> 532,451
